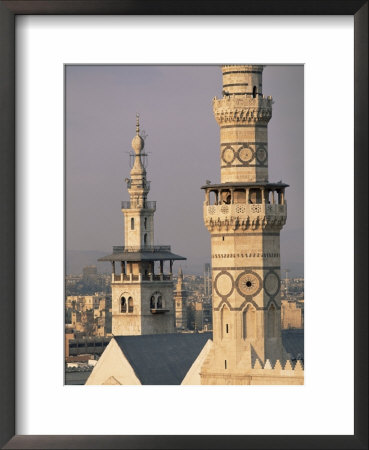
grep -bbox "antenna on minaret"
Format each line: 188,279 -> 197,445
136,113 -> 140,134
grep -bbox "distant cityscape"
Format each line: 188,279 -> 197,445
65,264 -> 303,384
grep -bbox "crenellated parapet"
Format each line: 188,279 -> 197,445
213,95 -> 273,126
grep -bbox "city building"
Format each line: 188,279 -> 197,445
281,299 -> 304,329
174,267 -> 187,330
195,65 -> 303,384
98,116 -> 186,335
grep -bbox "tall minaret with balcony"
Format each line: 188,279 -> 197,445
201,66 -> 288,381
99,115 -> 186,336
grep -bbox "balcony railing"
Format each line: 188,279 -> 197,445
204,202 -> 287,218
112,273 -> 173,283
121,200 -> 156,210
113,245 -> 171,253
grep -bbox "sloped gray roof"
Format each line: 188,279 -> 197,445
113,329 -> 303,385
282,329 -> 304,360
114,333 -> 211,385
98,250 -> 186,262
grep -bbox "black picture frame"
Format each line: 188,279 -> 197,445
0,1 -> 367,449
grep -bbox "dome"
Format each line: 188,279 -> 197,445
131,134 -> 144,154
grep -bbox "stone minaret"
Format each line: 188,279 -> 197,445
201,66 -> 288,380
99,115 -> 185,335
174,267 -> 187,330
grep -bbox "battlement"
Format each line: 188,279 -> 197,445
204,202 -> 287,232
253,358 -> 304,372
213,96 -> 272,125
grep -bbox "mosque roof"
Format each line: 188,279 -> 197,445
112,329 -> 303,385
114,332 -> 211,385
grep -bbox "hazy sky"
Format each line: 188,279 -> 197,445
66,65 -> 304,276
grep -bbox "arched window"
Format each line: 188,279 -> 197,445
268,304 -> 277,337
128,297 -> 133,313
150,292 -> 164,309
131,218 -> 134,230
243,304 -> 256,339
253,86 -> 257,98
120,297 -> 127,313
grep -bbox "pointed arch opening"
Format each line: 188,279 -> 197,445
243,304 -> 256,339
128,297 -> 134,313
120,297 -> 127,313
268,304 -> 278,337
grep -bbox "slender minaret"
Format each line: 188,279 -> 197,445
99,115 -> 186,335
201,66 -> 288,379
174,267 -> 187,330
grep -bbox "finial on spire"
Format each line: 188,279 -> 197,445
132,114 -> 145,154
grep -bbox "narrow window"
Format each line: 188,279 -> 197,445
253,86 -> 257,98
128,297 -> 133,313
120,297 -> 127,313
144,233 -> 147,245
144,218 -> 147,230
222,236 -> 225,241
130,218 -> 134,230
225,360 -> 227,369
226,323 -> 229,334
157,296 -> 162,309
150,296 -> 155,309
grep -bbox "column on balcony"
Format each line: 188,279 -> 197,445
205,190 -> 210,205
245,187 -> 250,204
281,189 -> 285,205
160,260 -> 164,280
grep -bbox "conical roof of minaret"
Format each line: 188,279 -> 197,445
130,114 -> 146,177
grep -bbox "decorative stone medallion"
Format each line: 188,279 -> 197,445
237,145 -> 254,163
222,147 -> 235,164
256,146 -> 267,163
264,271 -> 280,297
214,271 -> 234,297
236,271 -> 262,297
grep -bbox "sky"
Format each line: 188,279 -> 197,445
66,65 -> 304,277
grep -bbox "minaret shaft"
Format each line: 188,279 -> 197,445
201,66 -> 288,379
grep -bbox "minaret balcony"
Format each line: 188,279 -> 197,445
204,202 -> 287,231
121,200 -> 156,210
112,273 -> 173,284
